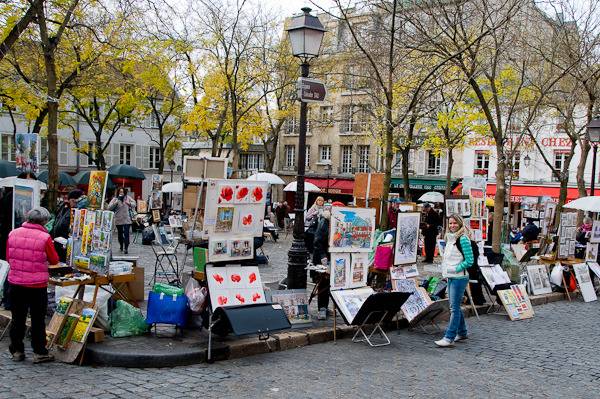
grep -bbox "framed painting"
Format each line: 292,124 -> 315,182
329,207 -> 376,252
15,133 -> 39,174
88,171 -> 108,210
394,212 -> 420,265
526,264 -> 552,295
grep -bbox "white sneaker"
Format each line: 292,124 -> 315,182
434,338 -> 455,347
454,335 -> 468,342
317,308 -> 327,320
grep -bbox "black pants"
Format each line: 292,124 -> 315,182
116,224 -> 131,250
9,284 -> 48,355
424,233 -> 437,262
317,275 -> 330,310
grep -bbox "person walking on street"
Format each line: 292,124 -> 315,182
422,203 -> 441,263
435,213 -> 473,348
108,188 -> 136,254
7,207 -> 58,363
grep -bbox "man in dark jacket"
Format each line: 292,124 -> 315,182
522,219 -> 540,243
422,203 -> 441,263
50,189 -> 83,261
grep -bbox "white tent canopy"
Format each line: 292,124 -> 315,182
161,181 -> 183,194
563,196 -> 600,213
283,181 -> 321,192
0,177 -> 47,190
246,172 -> 285,185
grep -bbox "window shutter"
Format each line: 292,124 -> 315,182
111,143 -> 120,166
58,140 -> 68,166
135,144 -> 142,169
143,146 -> 150,169
415,149 -> 426,176
440,150 -> 448,176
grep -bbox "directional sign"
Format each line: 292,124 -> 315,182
297,77 -> 327,103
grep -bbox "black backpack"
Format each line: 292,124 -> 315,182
455,237 -> 479,271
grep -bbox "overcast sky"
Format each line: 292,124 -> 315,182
262,0 -> 331,19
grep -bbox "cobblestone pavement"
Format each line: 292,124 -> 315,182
1,300 -> 599,398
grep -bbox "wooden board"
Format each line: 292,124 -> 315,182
353,173 -> 385,199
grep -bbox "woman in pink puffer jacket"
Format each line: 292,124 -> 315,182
6,207 -> 59,364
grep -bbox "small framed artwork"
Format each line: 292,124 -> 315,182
152,209 -> 161,223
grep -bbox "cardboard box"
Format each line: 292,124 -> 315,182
130,266 -> 145,302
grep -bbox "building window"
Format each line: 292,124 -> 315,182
305,145 -> 311,168
83,141 -> 102,167
341,145 -> 353,174
1,134 -> 14,162
512,151 -> 520,179
285,117 -> 298,135
320,106 -> 333,124
358,145 -> 370,173
120,144 -> 133,165
319,145 -> 331,163
340,105 -> 369,133
146,112 -> 159,129
284,145 -> 296,169
475,150 -> 490,176
40,137 -> 48,164
427,151 -> 441,175
554,150 -> 569,182
240,153 -> 264,171
392,152 -> 402,174
149,147 -> 160,169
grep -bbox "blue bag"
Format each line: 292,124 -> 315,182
146,291 -> 189,326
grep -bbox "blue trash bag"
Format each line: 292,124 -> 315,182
146,291 -> 189,327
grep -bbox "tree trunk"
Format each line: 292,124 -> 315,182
492,145 -> 506,253
576,139 -> 590,198
44,52 -> 59,213
401,147 -> 411,201
445,147 -> 454,198
380,106 -> 394,230
211,136 -> 219,157
158,143 -> 165,174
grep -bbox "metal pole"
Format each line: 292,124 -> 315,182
287,62 -> 310,289
591,144 -> 598,196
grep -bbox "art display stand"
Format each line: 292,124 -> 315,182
351,292 -> 410,347
406,299 -> 450,334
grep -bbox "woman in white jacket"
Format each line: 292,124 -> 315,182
435,213 -> 474,347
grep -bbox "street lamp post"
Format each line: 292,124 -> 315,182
587,118 -> 600,196
286,7 -> 326,289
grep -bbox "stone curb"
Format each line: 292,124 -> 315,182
0,290 -> 574,368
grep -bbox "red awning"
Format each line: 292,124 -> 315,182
305,177 -> 354,195
453,183 -> 588,203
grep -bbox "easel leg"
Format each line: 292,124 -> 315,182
207,311 -> 214,363
562,273 -> 571,301
333,307 -> 337,344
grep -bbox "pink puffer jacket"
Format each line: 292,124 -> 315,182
7,222 -> 52,286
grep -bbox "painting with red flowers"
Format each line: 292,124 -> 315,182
206,265 -> 266,310
217,184 -> 235,204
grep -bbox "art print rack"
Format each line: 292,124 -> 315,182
47,296 -> 98,364
203,178 -> 268,263
68,208 -> 115,275
557,212 -> 577,259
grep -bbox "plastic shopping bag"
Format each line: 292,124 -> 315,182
110,300 -> 148,338
185,278 -> 207,313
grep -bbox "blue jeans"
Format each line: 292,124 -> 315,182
445,277 -> 469,340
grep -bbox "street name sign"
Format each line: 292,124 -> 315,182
297,77 -> 327,103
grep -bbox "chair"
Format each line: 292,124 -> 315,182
150,224 -> 180,286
